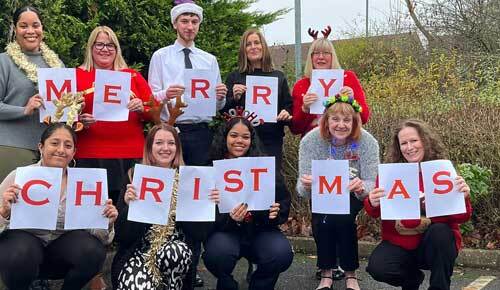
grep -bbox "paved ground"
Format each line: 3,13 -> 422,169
195,254 -> 500,290
2,253 -> 498,289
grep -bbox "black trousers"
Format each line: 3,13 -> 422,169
366,223 -> 458,290
203,229 -> 293,290
177,123 -> 213,166
177,122 -> 214,289
0,230 -> 106,290
312,194 -> 363,271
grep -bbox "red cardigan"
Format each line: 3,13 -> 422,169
290,70 -> 370,136
75,68 -> 152,159
364,175 -> 473,251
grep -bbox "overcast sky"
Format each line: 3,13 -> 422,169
248,0 -> 405,45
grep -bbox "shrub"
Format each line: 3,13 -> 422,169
282,45 -> 500,248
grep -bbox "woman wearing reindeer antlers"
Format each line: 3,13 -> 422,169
290,26 -> 370,137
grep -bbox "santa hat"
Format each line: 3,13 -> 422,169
171,0 -> 203,24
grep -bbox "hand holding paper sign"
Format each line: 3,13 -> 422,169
455,176 -> 470,198
166,85 -> 185,100
349,177 -> 365,195
124,184 -> 138,205
209,189 -> 220,204
24,94 -> 45,116
368,187 -> 385,208
127,98 -> 144,112
0,184 -> 21,219
301,92 -> 318,113
276,109 -> 292,121
300,174 -> 313,191
216,83 -> 228,100
232,84 -> 247,100
102,199 -> 118,225
269,202 -> 280,219
229,202 -> 248,222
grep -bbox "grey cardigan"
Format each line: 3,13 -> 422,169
0,51 -> 61,150
297,127 -> 380,199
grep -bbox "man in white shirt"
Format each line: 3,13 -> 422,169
148,2 -> 227,289
148,1 -> 227,167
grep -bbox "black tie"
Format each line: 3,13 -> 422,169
182,48 -> 193,69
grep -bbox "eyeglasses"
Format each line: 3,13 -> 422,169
312,51 -> 332,57
93,42 -> 116,51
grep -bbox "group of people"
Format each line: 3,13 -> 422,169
0,1 -> 472,290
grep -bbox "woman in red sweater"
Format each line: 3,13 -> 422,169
76,26 -> 152,203
365,119 -> 472,290
290,35 -> 370,136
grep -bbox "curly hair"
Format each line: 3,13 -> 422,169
209,117 -> 263,161
386,119 -> 447,163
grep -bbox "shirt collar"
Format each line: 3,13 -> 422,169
174,40 -> 196,53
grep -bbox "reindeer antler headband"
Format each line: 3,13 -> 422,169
307,25 -> 332,40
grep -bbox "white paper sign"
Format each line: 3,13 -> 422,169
183,69 -> 217,117
311,159 -> 350,214
245,76 -> 278,123
309,69 -> 344,114
10,167 -> 62,230
38,68 -> 77,123
245,157 -> 275,211
379,163 -> 420,220
421,160 -> 466,218
214,157 -> 275,213
214,158 -> 245,213
93,69 -> 131,121
64,168 -> 108,229
176,166 -> 216,222
128,164 -> 175,225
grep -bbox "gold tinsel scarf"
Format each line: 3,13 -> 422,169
5,41 -> 62,84
144,172 -> 180,287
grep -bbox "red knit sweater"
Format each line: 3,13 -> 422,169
75,68 -> 152,159
364,175 -> 473,251
290,70 -> 370,136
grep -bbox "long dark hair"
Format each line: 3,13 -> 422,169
209,117 -> 263,161
11,6 -> 43,41
36,123 -> 77,162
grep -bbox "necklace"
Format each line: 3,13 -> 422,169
5,41 -> 62,84
329,138 -> 359,160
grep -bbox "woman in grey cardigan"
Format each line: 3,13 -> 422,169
297,95 -> 379,290
0,6 -> 63,180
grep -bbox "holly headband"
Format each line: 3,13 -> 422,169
323,93 -> 363,113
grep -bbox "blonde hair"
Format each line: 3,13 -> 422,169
304,38 -> 341,78
238,28 -> 274,73
319,102 -> 361,141
80,26 -> 128,71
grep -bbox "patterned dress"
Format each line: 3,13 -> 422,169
116,230 -> 192,290
114,173 -> 192,290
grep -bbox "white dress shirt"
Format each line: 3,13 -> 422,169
148,40 -> 225,124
